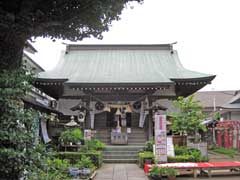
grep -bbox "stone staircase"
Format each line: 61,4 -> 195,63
103,145 -> 144,163
95,129 -> 111,144
95,127 -> 147,163
128,127 -> 147,146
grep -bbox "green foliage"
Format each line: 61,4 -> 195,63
210,147 -> 238,158
74,155 -> 95,170
169,95 -> 206,141
1,0 -> 142,41
0,0 -> 143,70
138,151 -> 155,168
165,167 -> 178,178
168,146 -> 208,163
149,165 -> 161,177
149,166 -> 167,177
59,128 -> 83,144
144,140 -> 154,152
174,145 -> 189,155
57,151 -> 103,168
86,138 -> 106,151
29,158 -> 72,180
0,67 -> 49,179
213,112 -> 221,120
168,155 -> 192,163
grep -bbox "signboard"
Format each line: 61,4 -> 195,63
167,136 -> 175,157
84,129 -> 92,140
155,114 -> 167,163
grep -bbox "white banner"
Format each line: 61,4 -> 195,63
155,114 -> 167,163
90,111 -> 95,129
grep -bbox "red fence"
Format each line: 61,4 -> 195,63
215,120 -> 240,149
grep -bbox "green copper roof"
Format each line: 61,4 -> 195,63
38,44 -> 214,84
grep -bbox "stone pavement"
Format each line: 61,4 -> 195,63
93,164 -> 149,180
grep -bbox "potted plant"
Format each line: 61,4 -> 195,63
59,129 -> 72,145
165,167 -> 178,180
59,128 -> 83,145
149,165 -> 160,180
149,166 -> 166,180
72,128 -> 84,145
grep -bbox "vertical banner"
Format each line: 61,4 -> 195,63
90,111 -> 95,129
155,114 -> 167,163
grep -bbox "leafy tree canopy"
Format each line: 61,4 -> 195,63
0,0 -> 142,69
169,95 -> 206,138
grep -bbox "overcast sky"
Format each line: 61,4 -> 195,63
30,0 -> 240,91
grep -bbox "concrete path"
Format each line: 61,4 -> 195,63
94,164 -> 149,180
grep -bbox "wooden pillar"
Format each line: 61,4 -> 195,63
148,109 -> 153,140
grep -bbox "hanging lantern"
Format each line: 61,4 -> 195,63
65,116 -> 78,127
115,108 -> 121,115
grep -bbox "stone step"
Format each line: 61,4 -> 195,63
127,143 -> 145,146
128,137 -> 146,140
105,145 -> 144,151
103,151 -> 139,155
128,140 -> 146,143
103,155 -> 138,160
96,135 -> 111,139
128,128 -> 145,131
128,134 -> 146,138
129,140 -> 146,142
96,131 -> 110,133
103,159 -> 138,163
96,136 -> 110,140
128,131 -> 146,134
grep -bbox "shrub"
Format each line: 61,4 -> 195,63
149,166 -> 167,178
57,151 -> 103,168
144,140 -> 154,152
74,155 -> 95,170
29,158 -> 72,180
149,165 -> 160,177
165,167 -> 178,178
174,145 -> 189,155
168,154 -> 208,163
59,128 -> 83,145
86,138 -> 106,151
138,151 -> 155,168
168,155 -> 192,163
171,146 -> 208,162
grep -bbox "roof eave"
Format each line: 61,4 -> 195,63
170,75 -> 216,82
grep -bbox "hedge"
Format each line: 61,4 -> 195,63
57,151 -> 103,168
168,155 -> 208,163
138,151 -> 155,168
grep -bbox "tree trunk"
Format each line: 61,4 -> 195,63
0,30 -> 26,70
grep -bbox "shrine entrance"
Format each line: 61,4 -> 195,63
106,108 -> 132,128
